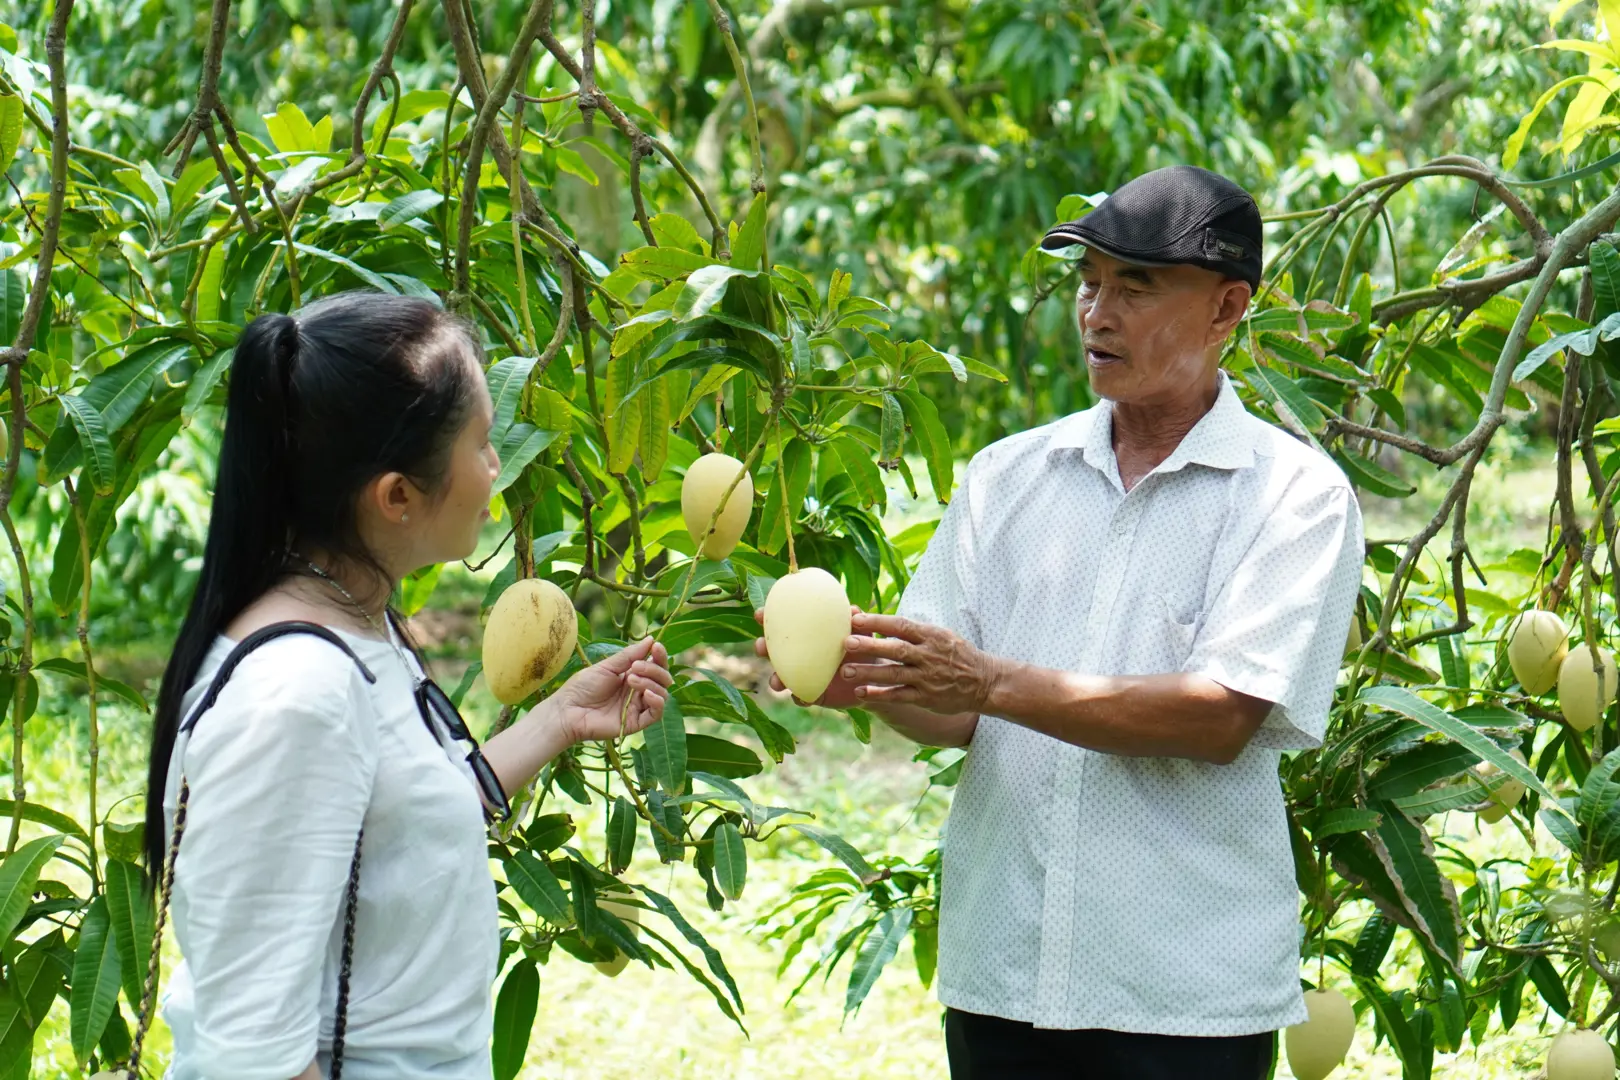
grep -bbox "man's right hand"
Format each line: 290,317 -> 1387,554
753,606 -> 876,709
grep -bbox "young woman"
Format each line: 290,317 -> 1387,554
144,292 -> 672,1080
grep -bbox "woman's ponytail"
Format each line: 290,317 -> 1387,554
144,295 -> 478,878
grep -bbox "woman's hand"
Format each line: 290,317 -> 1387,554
550,638 -> 673,743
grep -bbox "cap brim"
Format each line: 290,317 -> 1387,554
1038,224 -> 1179,267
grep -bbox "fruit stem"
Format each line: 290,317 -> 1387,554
774,414 -> 798,573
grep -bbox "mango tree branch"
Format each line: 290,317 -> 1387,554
704,0 -> 767,194
455,0 -> 553,304
163,0 -> 231,175
1,506 -> 32,856
1,0 -> 75,379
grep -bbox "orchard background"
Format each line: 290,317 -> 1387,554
5,0 -> 1620,1076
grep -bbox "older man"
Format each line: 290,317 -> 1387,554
761,166 -> 1363,1078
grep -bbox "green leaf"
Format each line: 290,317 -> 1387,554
504,851 -> 571,925
790,321 -> 812,381
1593,241 -> 1620,319
1359,686 -> 1568,819
786,824 -> 879,884
650,213 -> 706,253
1334,451 -> 1415,498
491,960 -> 538,1080
379,189 -> 445,230
1516,311 -> 1620,380
684,733 -> 763,779
139,159 -> 172,231
485,355 -> 538,442
730,191 -> 769,271
620,246 -> 718,280
1372,802 -> 1461,967
0,801 -> 85,842
492,424 -> 559,493
757,437 -> 812,556
1367,743 -> 1480,800
634,884 -> 745,1013
58,397 -> 111,496
1351,912 -> 1397,977
654,345 -> 772,386
183,347 -> 233,423
832,434 -> 887,511
1578,748 -> 1620,864
646,790 -> 686,864
1528,954 -> 1572,1017
1313,808 -> 1384,839
193,244 -> 225,324
675,265 -> 759,322
0,988 -> 29,1080
69,897 -> 120,1067
0,271 -> 23,348
1247,365 -> 1326,431
642,694 -> 687,794
102,859 -> 154,1008
32,658 -> 149,711
0,836 -> 63,946
845,907 -> 914,1014
713,821 -> 747,901
1391,777 -> 1494,818
264,102 -> 322,154
1258,331 -> 1368,382
0,94 -> 21,178
283,241 -> 398,293
554,145 -> 599,185
897,391 -> 954,502
607,797 -> 637,875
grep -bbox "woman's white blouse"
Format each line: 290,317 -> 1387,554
160,629 -> 499,1079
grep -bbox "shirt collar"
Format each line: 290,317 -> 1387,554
1046,371 -> 1256,474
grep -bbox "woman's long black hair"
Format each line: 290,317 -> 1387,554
144,291 -> 480,876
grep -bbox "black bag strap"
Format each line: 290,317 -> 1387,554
127,621 -> 378,1080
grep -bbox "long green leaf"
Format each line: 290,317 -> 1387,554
787,824 -> 879,884
634,884 -> 744,1014
490,960 -> 538,1080
730,192 -> 769,271
0,801 -> 86,842
492,424 -> 558,492
0,835 -> 64,947
641,694 -> 687,794
33,658 -> 149,712
1592,240 -> 1620,319
503,851 -> 571,925
675,265 -> 759,321
713,822 -> 747,901
284,241 -> 398,293
1351,912 -> 1397,977
59,397 -> 116,496
1579,748 -> 1620,864
845,907 -> 914,1014
607,797 -> 637,875
757,437 -> 812,556
1358,686 -> 1569,821
637,922 -> 746,1032
1372,802 -> 1461,968
69,897 -> 120,1067
896,390 -> 954,502
0,95 -> 22,178
102,859 -> 155,1008
684,734 -> 763,779
182,347 -> 233,423
378,189 -> 445,230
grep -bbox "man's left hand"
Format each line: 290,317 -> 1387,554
841,613 -> 1003,714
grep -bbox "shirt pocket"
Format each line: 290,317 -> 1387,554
1160,593 -> 1203,663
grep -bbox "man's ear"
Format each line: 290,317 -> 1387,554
1208,279 -> 1252,345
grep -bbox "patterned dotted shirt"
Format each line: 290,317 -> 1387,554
897,372 -> 1364,1035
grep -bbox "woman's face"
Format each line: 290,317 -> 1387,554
416,354 -> 499,564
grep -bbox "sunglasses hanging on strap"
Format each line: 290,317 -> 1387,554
124,623 -> 378,1080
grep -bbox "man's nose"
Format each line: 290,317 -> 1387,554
1080,289 -> 1123,333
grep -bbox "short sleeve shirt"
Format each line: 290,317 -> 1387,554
897,372 -> 1363,1035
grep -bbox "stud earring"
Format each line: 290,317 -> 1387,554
401,513 -> 410,524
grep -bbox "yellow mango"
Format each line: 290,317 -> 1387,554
681,453 -> 754,560
482,578 -> 578,705
1547,1029 -> 1616,1080
1285,989 -> 1355,1080
1560,644 -> 1618,732
1508,609 -> 1569,696
763,568 -> 852,703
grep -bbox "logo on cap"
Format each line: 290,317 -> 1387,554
1203,229 -> 1249,262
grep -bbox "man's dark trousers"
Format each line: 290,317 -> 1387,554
945,1009 -> 1277,1080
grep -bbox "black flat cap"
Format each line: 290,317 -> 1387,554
1040,165 -> 1263,288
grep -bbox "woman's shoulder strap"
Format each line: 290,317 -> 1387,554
179,621 -> 378,735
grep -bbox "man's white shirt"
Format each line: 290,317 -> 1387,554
897,372 -> 1363,1035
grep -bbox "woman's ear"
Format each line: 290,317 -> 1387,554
365,471 -> 415,526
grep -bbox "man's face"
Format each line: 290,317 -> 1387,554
1073,250 -> 1251,406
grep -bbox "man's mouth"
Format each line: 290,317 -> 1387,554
1086,345 -> 1125,365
